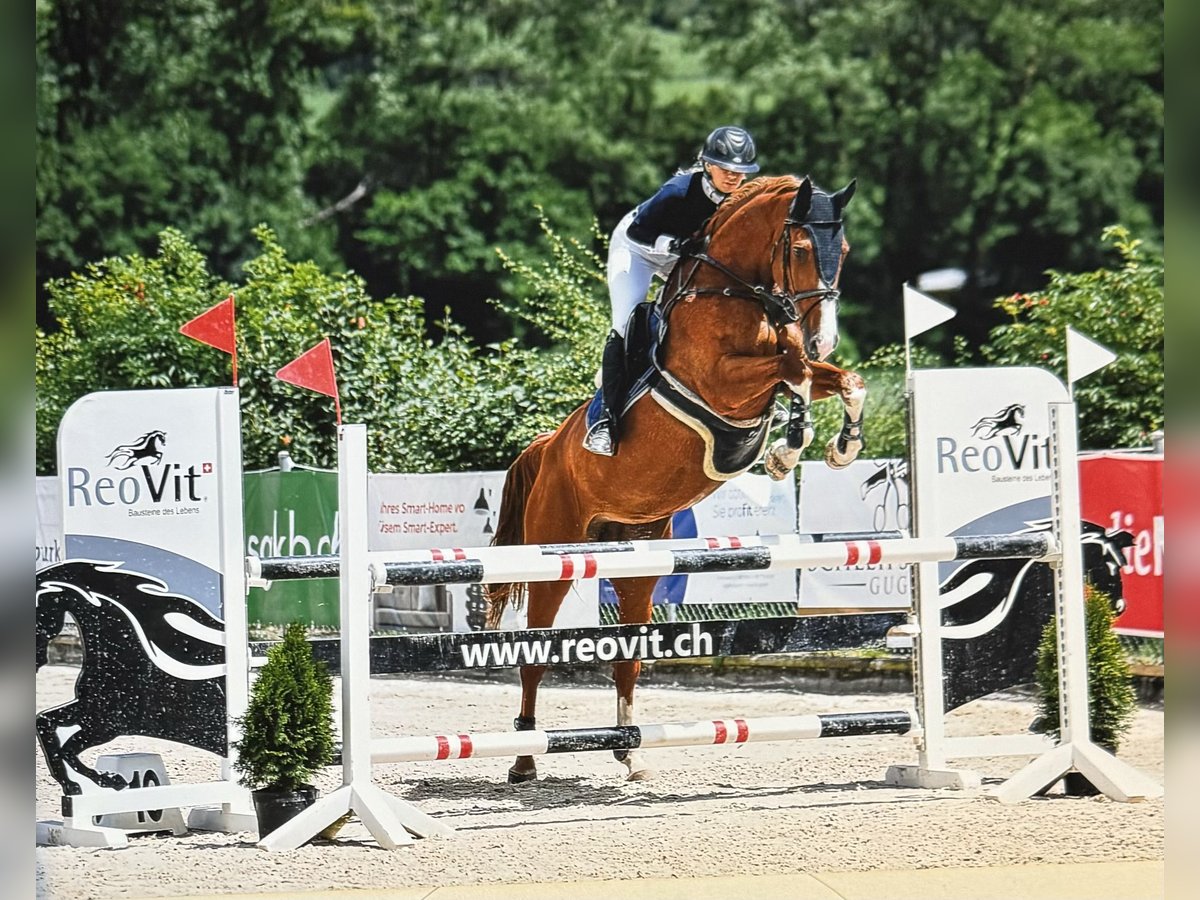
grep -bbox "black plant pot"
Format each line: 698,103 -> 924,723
252,785 -> 318,838
1061,771 -> 1100,797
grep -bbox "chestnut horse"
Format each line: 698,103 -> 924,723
487,175 -> 866,782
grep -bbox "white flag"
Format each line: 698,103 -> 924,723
1067,326 -> 1117,385
903,284 -> 956,340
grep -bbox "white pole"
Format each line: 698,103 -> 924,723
885,380 -> 978,790
259,425 -> 452,851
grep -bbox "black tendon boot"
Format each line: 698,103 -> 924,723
583,330 -> 627,456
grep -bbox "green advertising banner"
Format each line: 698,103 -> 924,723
243,470 -> 339,628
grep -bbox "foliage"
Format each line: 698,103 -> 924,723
687,0 -> 1163,351
232,622 -> 334,792
38,0 -> 1162,363
35,222 -> 609,475
1033,584 -> 1137,752
980,226 -> 1163,449
36,0 -> 348,320
35,228 -> 229,472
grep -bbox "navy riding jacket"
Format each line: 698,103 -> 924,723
626,172 -> 720,247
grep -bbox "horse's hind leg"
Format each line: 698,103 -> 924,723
508,579 -> 573,784
610,574 -> 660,781
607,515 -> 671,781
810,360 -> 866,469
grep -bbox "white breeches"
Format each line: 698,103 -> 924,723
606,211 -> 675,337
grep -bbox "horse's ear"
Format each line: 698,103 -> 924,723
789,177 -> 813,222
832,179 -> 857,214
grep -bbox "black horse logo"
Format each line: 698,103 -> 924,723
105,430 -> 167,469
36,560 -> 228,795
970,404 -> 1024,440
939,520 -> 1132,710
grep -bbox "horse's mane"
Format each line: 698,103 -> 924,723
702,174 -> 804,236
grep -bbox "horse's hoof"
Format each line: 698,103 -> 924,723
764,440 -> 800,481
625,767 -> 655,782
824,440 -> 861,470
764,456 -> 789,481
508,767 -> 538,784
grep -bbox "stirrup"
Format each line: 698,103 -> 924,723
583,421 -> 616,457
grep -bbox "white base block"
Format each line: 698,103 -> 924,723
187,806 -> 258,834
37,819 -> 129,849
884,763 -> 982,791
991,740 -> 1164,804
256,781 -> 453,852
94,753 -> 188,836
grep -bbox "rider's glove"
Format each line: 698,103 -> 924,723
650,235 -> 700,258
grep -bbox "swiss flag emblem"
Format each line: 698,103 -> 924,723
202,462 -> 213,474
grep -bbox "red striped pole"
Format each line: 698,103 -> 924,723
369,711 -> 915,764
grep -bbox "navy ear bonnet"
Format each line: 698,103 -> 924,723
802,188 -> 845,286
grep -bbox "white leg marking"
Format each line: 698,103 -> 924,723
826,384 -> 866,469
618,697 -> 654,781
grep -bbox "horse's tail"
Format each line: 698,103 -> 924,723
485,432 -> 552,629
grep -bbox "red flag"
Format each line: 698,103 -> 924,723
180,295 -> 236,353
276,338 -> 341,424
180,294 -> 238,385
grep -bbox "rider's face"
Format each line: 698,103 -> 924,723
706,164 -> 747,195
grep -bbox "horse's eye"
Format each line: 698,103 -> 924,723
792,246 -> 809,261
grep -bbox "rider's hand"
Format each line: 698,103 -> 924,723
670,236 -> 700,257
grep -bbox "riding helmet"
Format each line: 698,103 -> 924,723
700,126 -> 760,173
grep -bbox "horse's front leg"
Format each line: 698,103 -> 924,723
762,349 -> 815,481
810,360 -> 866,469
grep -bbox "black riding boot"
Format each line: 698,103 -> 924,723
583,330 -> 626,457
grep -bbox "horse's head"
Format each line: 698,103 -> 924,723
783,177 -> 855,359
1082,522 -> 1133,616
702,175 -> 855,361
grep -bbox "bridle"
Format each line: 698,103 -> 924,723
663,209 -> 843,341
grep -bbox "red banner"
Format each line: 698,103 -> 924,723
1079,453 -> 1163,637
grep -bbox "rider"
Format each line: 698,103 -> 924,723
584,125 -> 760,456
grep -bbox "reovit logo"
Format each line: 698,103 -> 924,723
936,403 -> 1050,475
66,431 -> 211,509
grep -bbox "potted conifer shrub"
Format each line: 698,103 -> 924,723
1032,583 -> 1137,795
233,622 -> 335,838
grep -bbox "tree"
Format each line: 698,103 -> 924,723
1033,584 -> 1137,752
302,0 -> 667,344
232,622 -> 334,793
36,0 -> 348,328
686,0 -> 1163,353
981,226 -> 1163,449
